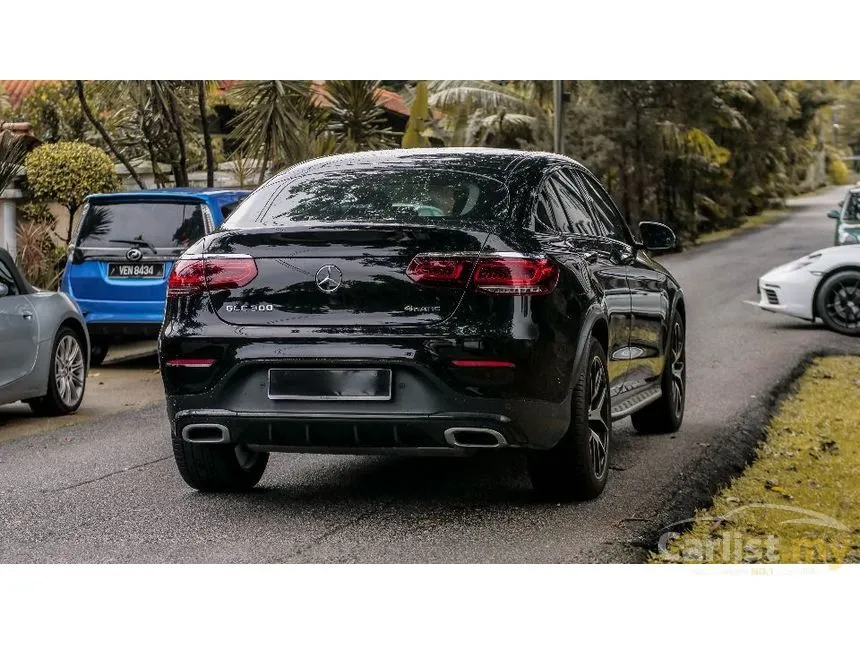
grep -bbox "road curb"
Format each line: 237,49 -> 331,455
628,348 -> 860,561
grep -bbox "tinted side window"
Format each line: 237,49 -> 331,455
575,170 -> 632,244
534,177 -> 569,233
0,259 -> 20,296
845,193 -> 860,221
552,171 -> 600,237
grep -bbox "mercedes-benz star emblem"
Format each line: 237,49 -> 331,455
126,247 -> 143,262
315,264 -> 343,294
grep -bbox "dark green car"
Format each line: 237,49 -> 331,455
828,187 -> 860,245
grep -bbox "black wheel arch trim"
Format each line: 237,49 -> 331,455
570,304 -> 609,397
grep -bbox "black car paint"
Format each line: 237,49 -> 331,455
159,149 -> 684,452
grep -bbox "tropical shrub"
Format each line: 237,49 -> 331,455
25,141 -> 119,243
826,151 -> 850,185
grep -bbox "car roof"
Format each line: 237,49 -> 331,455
87,187 -> 250,201
276,147 -> 587,181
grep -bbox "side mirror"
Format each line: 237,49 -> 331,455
0,283 -> 9,297
827,209 -> 841,220
638,221 -> 677,252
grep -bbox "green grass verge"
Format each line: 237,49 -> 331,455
695,210 -> 789,246
652,356 -> 860,565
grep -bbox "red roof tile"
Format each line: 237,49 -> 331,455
0,80 -> 60,108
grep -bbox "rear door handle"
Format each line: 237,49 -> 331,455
22,311 -> 34,320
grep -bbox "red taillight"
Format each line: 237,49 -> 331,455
405,257 -> 471,284
406,254 -> 558,295
165,358 -> 216,368
451,359 -> 516,368
168,256 -> 257,297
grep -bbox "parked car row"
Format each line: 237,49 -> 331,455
0,188 -> 249,417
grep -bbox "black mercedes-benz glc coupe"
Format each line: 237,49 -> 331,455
159,148 -> 686,500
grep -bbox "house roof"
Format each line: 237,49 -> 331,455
0,80 -> 59,108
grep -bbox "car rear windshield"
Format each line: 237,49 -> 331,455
224,168 -> 509,228
76,201 -> 206,249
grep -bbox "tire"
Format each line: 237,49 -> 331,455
28,326 -> 87,416
89,343 -> 109,367
815,269 -> 860,336
631,312 -> 686,434
172,437 -> 269,492
527,337 -> 611,501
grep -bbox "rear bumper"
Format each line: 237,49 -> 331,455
161,334 -> 575,451
171,408 -> 519,455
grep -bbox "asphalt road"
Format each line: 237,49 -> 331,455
1,186 -> 856,563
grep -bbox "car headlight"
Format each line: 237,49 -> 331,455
785,253 -> 822,271
839,231 -> 859,245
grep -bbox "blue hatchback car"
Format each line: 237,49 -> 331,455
61,188 -> 250,365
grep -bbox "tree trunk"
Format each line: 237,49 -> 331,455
197,81 -> 215,187
258,138 -> 270,185
140,116 -> 167,187
152,82 -> 188,186
75,80 -> 146,189
65,201 -> 79,245
166,89 -> 188,186
620,142 -> 632,225
633,108 -> 646,221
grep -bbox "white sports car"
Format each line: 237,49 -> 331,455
748,245 -> 860,335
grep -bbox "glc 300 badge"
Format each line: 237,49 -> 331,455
225,304 -> 274,312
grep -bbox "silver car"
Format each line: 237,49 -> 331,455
0,248 -> 90,415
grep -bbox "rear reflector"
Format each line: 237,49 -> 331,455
168,255 -> 257,297
165,358 -> 216,368
451,359 -> 516,368
406,254 -> 558,295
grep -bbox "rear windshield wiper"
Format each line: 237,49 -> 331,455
109,238 -> 158,254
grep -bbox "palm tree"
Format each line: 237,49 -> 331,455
0,130 -> 28,194
76,80 -> 147,189
197,81 -> 216,187
426,80 -> 553,149
228,81 -> 311,184
402,81 -> 431,148
323,80 -> 399,151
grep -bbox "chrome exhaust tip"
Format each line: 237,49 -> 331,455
444,427 -> 508,449
182,423 -> 230,444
